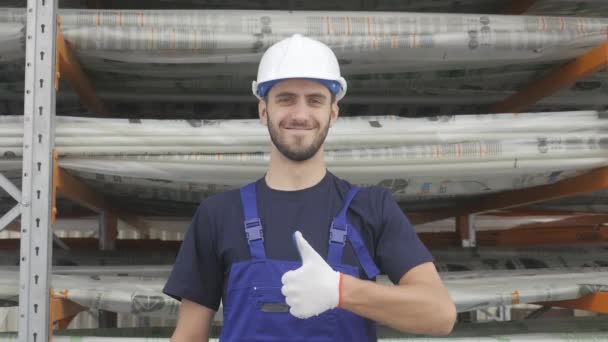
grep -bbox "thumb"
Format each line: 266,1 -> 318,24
293,231 -> 321,264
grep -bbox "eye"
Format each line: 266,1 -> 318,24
309,98 -> 323,105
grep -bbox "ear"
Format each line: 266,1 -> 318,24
329,101 -> 339,128
258,99 -> 268,126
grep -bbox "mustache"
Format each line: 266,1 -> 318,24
280,118 -> 319,129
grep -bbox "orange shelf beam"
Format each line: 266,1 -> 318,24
481,209 -> 588,217
419,225 -> 608,248
53,151 -> 150,238
0,223 -> 604,250
510,214 -> 608,230
502,0 -> 537,15
411,166 -> 608,225
56,17 -> 109,116
0,237 -> 180,251
538,292 -> 608,314
53,152 -> 106,214
490,39 -> 608,113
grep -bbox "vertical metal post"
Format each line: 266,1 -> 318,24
468,214 -> 477,248
457,214 -> 477,248
98,211 -> 117,251
98,211 -> 118,328
497,305 -> 512,321
18,0 -> 58,341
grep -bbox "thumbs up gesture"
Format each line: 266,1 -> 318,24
281,231 -> 342,319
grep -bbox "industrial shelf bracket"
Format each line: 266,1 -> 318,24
56,16 -> 110,116
490,39 -> 608,113
50,289 -> 86,331
538,292 -> 608,314
412,166 -> 608,225
52,151 -> 151,238
419,225 -> 608,248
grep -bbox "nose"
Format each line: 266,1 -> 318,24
290,97 -> 309,119
289,96 -> 312,120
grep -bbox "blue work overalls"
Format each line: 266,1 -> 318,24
219,182 -> 381,341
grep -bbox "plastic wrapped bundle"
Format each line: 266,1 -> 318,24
1,111 -> 607,200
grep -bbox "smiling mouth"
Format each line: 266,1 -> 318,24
283,127 -> 314,131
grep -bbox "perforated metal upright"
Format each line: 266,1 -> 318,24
18,0 -> 58,341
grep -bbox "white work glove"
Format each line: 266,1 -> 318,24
281,231 -> 342,319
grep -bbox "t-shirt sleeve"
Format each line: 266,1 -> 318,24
162,203 -> 223,311
376,190 -> 435,284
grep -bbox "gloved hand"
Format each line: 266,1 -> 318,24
281,231 -> 342,319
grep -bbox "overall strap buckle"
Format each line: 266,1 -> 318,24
244,218 -> 264,244
329,221 -> 347,245
327,186 -> 381,279
240,182 -> 267,259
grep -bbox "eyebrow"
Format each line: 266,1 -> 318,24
306,93 -> 328,100
274,92 -> 328,100
275,92 -> 297,98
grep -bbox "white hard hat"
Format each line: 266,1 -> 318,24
252,34 -> 347,101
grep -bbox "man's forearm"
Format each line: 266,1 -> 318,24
171,299 -> 214,342
340,274 -> 456,336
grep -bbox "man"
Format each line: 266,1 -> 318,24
163,34 -> 456,341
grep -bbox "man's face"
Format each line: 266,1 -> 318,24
259,79 -> 339,162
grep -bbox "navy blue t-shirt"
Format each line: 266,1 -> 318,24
163,171 -> 434,312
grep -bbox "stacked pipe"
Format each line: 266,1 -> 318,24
1,8 -> 608,115
1,111 -> 607,199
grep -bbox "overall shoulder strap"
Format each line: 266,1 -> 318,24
239,182 -> 266,260
327,186 -> 380,279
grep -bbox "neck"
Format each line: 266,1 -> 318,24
265,147 -> 327,191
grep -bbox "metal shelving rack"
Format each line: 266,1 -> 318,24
17,0 -> 58,341
3,0 -> 608,338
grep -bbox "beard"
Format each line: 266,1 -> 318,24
267,110 -> 331,162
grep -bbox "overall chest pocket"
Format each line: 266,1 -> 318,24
251,285 -> 337,342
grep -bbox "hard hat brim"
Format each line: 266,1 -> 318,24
252,77 -> 347,101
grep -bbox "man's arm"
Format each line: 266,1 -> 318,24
281,232 -> 456,335
171,299 -> 215,342
341,262 -> 456,336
